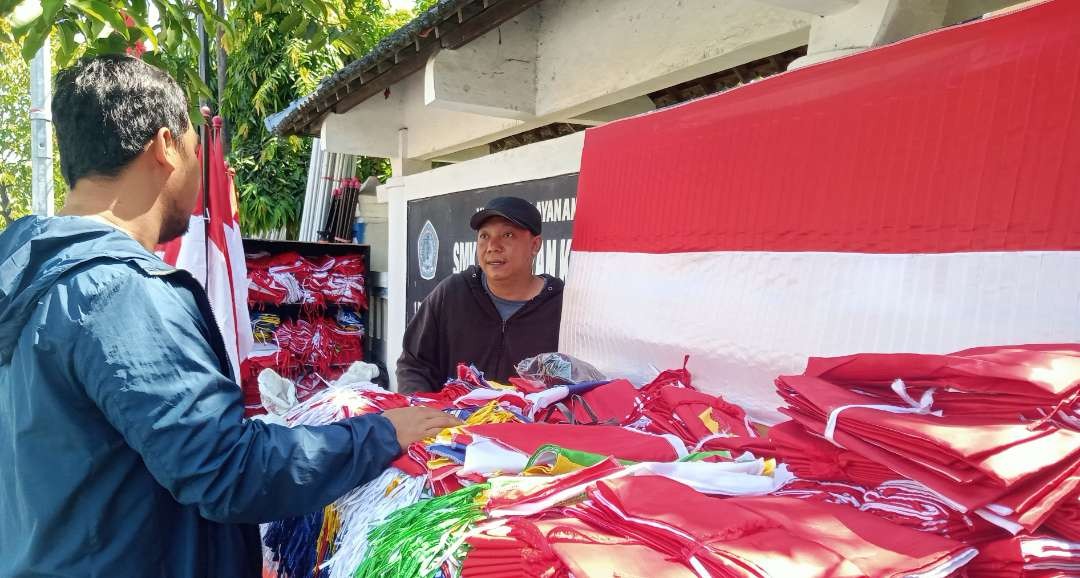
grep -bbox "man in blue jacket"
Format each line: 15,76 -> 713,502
0,54 -> 458,577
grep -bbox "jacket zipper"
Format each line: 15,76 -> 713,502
473,269 -> 558,372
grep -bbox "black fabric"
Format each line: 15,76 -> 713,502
397,266 -> 563,393
482,273 -> 531,321
469,196 -> 543,235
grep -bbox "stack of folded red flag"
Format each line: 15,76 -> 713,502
464,475 -> 978,578
247,252 -> 367,309
776,345 -> 1080,535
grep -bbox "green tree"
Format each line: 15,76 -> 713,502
3,0 -> 411,236
0,20 -> 67,229
2,0 -> 227,117
222,0 -> 409,237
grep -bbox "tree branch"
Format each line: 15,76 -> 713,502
0,184 -> 13,228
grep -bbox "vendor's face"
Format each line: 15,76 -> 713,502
477,217 -> 541,283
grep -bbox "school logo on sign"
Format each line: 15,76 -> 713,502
418,220 -> 439,280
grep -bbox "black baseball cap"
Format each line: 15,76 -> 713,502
470,196 -> 542,236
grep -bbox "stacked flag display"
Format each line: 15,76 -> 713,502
260,344 -> 1080,578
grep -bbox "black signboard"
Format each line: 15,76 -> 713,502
406,173 -> 578,322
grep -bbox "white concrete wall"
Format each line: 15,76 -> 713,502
782,0 -> 1029,69
533,0 -> 811,117
356,194 -> 389,272
382,130 -> 586,390
324,0 -> 811,162
322,72 -> 524,160
321,88 -> 404,160
425,8 -> 541,119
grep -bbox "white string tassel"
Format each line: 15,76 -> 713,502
823,379 -> 942,446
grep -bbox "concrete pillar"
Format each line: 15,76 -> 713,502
390,129 -> 432,177
385,128 -> 430,391
424,8 -> 539,119
788,0 -> 949,69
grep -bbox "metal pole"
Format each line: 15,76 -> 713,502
216,0 -> 229,154
30,40 -> 53,216
198,13 -> 211,282
199,11 -> 211,160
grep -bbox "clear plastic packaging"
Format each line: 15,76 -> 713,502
515,352 -> 607,386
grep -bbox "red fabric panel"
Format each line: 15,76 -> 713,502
572,379 -> 639,424
573,0 -> 1080,254
776,366 -> 1080,530
589,476 -> 972,578
485,458 -> 624,514
466,423 -> 681,461
1045,489 -> 1080,540
805,345 -> 1080,398
767,420 -> 897,486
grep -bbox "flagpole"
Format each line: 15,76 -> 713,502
199,11 -> 212,283
216,0 -> 229,154
30,39 -> 53,216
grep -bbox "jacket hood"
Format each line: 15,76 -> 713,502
0,215 -> 172,363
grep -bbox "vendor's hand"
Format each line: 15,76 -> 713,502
382,406 -> 463,448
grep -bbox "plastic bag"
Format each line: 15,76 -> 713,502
258,368 -> 298,416
515,352 -> 607,386
332,361 -> 383,389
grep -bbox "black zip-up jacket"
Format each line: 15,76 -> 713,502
397,265 -> 564,393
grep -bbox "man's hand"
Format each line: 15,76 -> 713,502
382,406 -> 463,448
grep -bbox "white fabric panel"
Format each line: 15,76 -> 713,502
460,437 -> 530,475
628,460 -> 793,496
225,221 -> 253,371
205,242 -> 242,382
560,250 -> 1080,423
171,216 -> 207,287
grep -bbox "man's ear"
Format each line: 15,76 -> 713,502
531,234 -> 542,255
149,127 -> 179,169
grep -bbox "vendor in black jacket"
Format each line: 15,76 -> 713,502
397,196 -> 564,393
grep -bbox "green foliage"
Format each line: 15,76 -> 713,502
414,0 -> 438,13
2,0 -> 229,116
2,0 -> 413,236
223,0 -> 412,237
356,155 -> 390,183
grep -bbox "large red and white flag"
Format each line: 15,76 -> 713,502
561,0 -> 1080,423
159,117 -> 253,382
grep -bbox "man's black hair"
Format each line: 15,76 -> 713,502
52,54 -> 190,188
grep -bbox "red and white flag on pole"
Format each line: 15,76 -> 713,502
158,116 -> 253,382
159,194 -> 207,287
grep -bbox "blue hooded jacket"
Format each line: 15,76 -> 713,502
0,216 -> 401,577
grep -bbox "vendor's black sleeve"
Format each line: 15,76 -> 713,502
396,289 -> 445,394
